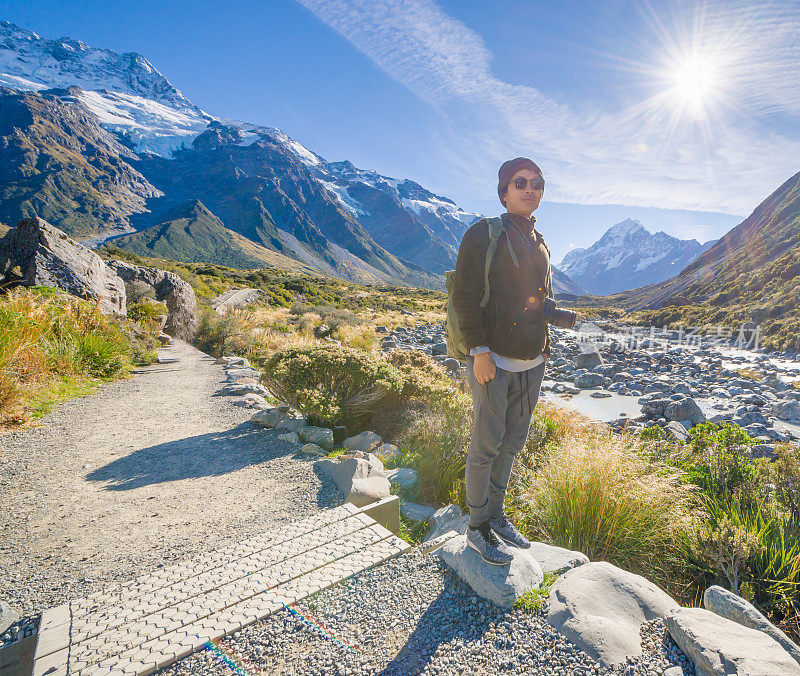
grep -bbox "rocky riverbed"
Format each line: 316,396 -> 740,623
376,320 -> 800,451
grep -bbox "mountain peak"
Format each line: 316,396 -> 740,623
606,218 -> 647,235
0,20 -> 195,111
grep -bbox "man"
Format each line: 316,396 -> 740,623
451,157 -> 553,565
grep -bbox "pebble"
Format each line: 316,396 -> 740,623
158,551 -> 693,675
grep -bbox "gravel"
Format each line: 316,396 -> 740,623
158,550 -> 694,676
0,340 -> 342,618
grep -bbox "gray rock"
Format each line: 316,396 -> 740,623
0,600 -> 19,635
241,394 -> 270,410
665,397 -> 706,425
314,457 -> 384,495
299,426 -> 334,451
400,501 -> 437,522
276,417 -> 307,433
251,408 -> 286,428
277,432 -> 299,444
343,430 -> 382,453
749,443 -> 778,461
547,561 -> 679,667
385,467 -> 418,488
665,607 -> 800,676
703,584 -> 800,665
424,504 -> 470,542
432,341 -> 448,355
373,443 -> 401,462
300,443 -> 327,456
224,367 -> 261,381
574,350 -> 603,369
664,420 -> 690,442
589,391 -> 611,398
0,216 -> 126,315
347,476 -> 391,507
220,383 -> 270,397
222,356 -> 252,367
109,259 -> 198,340
641,397 -> 671,420
773,400 -> 800,422
574,372 -> 603,388
439,535 -> 543,609
528,542 -> 589,575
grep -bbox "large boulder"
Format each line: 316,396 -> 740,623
574,349 -> 603,369
314,457 -> 385,495
439,535 -> 544,608
703,585 -> 800,666
423,504 -> 470,542
108,260 -> 197,339
665,607 -> 800,676
347,476 -> 391,507
664,397 -> 706,426
528,542 -> 589,575
772,400 -> 800,422
0,217 -> 125,314
343,430 -> 382,453
299,426 -> 334,451
546,561 -> 679,667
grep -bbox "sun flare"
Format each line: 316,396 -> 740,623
672,56 -> 715,102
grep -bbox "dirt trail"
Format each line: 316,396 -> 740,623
0,340 -> 339,615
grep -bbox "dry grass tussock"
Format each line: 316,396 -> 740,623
0,287 -> 157,429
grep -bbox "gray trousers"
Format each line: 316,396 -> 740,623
464,355 -> 546,527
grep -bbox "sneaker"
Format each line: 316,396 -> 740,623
466,521 -> 515,565
489,514 -> 531,549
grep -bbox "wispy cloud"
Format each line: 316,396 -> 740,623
295,0 -> 800,214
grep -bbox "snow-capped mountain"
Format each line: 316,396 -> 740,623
0,20 -> 484,286
0,21 -> 212,156
557,219 -> 717,295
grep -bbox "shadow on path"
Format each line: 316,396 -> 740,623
379,581 -> 498,675
87,422 -> 302,490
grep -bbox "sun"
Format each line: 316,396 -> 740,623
668,55 -> 719,120
672,57 -> 715,101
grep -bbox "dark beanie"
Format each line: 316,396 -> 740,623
498,157 -> 543,206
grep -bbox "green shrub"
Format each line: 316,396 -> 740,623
769,445 -> 800,524
261,345 -> 405,430
127,301 -> 168,323
678,423 -> 760,504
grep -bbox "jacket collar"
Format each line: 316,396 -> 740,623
501,211 -> 539,240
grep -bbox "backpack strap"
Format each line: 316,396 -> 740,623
480,217 -> 516,307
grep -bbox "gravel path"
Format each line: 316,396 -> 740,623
158,550 -> 693,676
0,340 -> 341,617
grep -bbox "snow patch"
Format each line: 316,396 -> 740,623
634,252 -> 668,271
317,180 -> 368,216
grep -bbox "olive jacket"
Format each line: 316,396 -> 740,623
451,211 -> 553,359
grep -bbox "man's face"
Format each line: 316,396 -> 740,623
503,168 -> 544,217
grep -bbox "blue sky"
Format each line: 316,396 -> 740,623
3,0 -> 798,262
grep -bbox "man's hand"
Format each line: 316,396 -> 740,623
473,352 -> 496,385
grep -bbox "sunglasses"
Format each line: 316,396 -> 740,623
511,177 -> 545,191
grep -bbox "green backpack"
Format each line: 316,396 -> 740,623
445,217 -> 519,360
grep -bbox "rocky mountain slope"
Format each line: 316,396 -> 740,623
558,219 -> 716,295
0,86 -> 160,236
111,200 -> 294,270
0,21 -> 481,288
618,171 -> 800,313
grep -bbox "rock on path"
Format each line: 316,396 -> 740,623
0,340 -> 341,616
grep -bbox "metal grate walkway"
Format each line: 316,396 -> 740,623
32,499 -> 408,675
